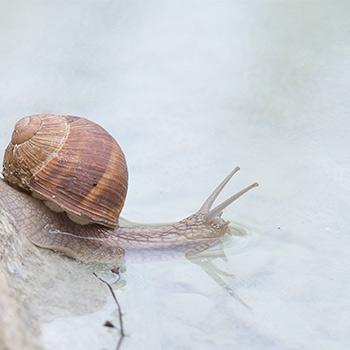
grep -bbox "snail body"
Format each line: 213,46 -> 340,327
1,114 -> 258,263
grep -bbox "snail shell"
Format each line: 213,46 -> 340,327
2,114 -> 128,227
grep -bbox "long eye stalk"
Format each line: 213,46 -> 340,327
199,167 -> 258,223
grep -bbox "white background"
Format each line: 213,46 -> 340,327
1,1 -> 349,349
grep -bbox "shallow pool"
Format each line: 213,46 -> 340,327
0,1 -> 349,349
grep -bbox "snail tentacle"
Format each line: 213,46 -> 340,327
204,182 -> 259,224
199,166 -> 240,212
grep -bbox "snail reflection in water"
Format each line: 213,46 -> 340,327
0,114 -> 258,263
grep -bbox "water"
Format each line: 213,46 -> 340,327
1,1 -> 350,349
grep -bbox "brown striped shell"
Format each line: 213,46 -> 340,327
2,114 -> 128,228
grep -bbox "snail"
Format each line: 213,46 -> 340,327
0,114 -> 258,263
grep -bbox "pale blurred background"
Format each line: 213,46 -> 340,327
1,1 -> 349,350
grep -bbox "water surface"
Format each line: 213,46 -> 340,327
0,1 -> 349,349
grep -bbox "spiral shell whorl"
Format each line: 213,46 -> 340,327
11,115 -> 42,145
2,114 -> 68,191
